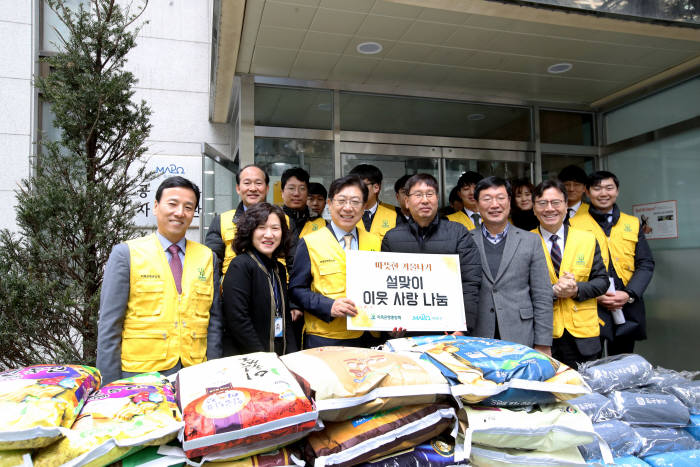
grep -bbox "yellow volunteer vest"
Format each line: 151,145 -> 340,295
447,210 -> 477,230
220,208 -> 292,276
533,227 -> 600,339
122,234 -> 214,373
570,211 -> 639,285
303,227 -> 381,340
357,202 -> 397,240
569,202 -> 589,221
299,217 -> 327,239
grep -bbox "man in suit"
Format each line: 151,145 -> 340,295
393,173 -> 411,224
447,171 -> 484,230
349,164 -> 398,241
532,179 -> 609,368
289,175 -> 382,348
205,164 -> 269,276
470,176 -> 553,354
575,171 -> 655,355
97,176 -> 223,384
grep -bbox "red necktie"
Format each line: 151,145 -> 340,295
167,244 -> 183,294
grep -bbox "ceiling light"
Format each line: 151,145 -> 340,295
357,41 -> 383,55
547,63 -> 573,74
467,113 -> 485,121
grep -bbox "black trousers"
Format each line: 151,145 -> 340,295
553,330 -> 602,370
607,334 -> 636,355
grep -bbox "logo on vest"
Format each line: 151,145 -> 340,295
382,219 -> 390,228
197,267 -> 207,281
312,224 -> 319,231
624,224 -> 631,232
139,273 -> 161,279
576,254 -> 585,265
319,259 -> 336,264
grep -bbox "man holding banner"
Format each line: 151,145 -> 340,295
289,175 -> 382,349
381,174 -> 482,333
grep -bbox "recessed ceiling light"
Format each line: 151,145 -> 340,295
467,113 -> 485,121
548,63 -> 573,74
357,41 -> 383,55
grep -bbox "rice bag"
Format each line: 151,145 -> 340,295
0,364 -> 100,450
578,420 -> 642,461
579,355 -> 653,394
462,403 -> 597,453
643,449 -> 700,467
568,393 -> 619,422
305,404 -> 456,467
685,414 -> 700,440
665,381 -> 700,415
0,451 -> 32,467
280,347 -> 450,421
633,427 -> 700,457
469,445 -> 586,466
119,445 -> 185,467
406,336 -> 589,406
33,372 -> 183,467
609,391 -> 689,427
177,353 -> 317,459
357,436 -> 461,467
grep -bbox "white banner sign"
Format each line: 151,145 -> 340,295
132,155 -> 202,228
632,200 -> 678,240
345,250 -> 466,332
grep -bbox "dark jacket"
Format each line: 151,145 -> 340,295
381,216 -> 482,330
222,250 -> 297,356
205,201 -> 245,263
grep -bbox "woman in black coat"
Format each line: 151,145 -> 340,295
510,178 -> 539,231
222,202 -> 297,355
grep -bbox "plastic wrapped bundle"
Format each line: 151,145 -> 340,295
644,367 -> 697,392
578,420 -> 641,461
0,364 -> 100,450
568,393 -> 619,422
633,427 -> 700,457
686,414 -> 700,440
177,353 -> 318,460
643,449 -> 700,467
609,391 -> 690,427
305,404 -> 456,467
280,347 -> 450,421
665,380 -> 700,415
587,456 -> 651,466
395,336 -> 589,406
33,373 -> 183,467
579,354 -> 653,394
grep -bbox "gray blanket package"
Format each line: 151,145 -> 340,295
579,354 -> 653,393
610,390 -> 690,427
644,367 -> 697,391
578,420 -> 641,461
568,393 -> 619,422
666,380 -> 700,415
634,427 -> 700,457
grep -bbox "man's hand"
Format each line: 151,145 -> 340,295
553,272 -> 578,298
534,344 -> 552,356
330,298 -> 357,318
597,290 -> 630,310
290,309 -> 303,321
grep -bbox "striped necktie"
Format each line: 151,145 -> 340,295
549,234 -> 562,276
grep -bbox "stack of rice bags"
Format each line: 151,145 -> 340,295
570,354 -> 700,466
280,346 -> 459,466
385,335 -> 600,466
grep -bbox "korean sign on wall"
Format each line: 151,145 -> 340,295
132,155 -> 202,228
345,250 -> 466,332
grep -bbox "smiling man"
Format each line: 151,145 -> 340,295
447,171 -> 484,230
289,175 -> 382,348
205,164 -> 270,276
532,180 -> 608,368
97,176 -> 223,384
558,165 -> 590,223
381,173 -> 482,333
470,176 -> 552,354
572,171 -> 655,355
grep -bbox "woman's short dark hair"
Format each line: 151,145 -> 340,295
511,178 -> 535,209
405,173 -> 439,194
474,176 -> 511,201
233,203 -> 290,258
328,175 -> 369,203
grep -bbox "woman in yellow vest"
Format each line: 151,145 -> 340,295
289,175 -> 381,349
222,203 -> 297,356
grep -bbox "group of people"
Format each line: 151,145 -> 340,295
96,163 -> 654,385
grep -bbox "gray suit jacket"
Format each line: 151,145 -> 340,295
471,226 -> 553,348
96,240 -> 223,384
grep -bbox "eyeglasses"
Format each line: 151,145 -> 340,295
535,199 -> 565,208
480,195 -> 509,204
332,198 -> 363,208
284,185 -> 307,194
408,191 -> 437,200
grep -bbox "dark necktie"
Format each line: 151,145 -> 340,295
167,244 -> 183,294
471,213 -> 481,227
362,210 -> 373,231
549,234 -> 562,276
565,208 -> 574,223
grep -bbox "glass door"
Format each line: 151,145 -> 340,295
201,144 -> 239,242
